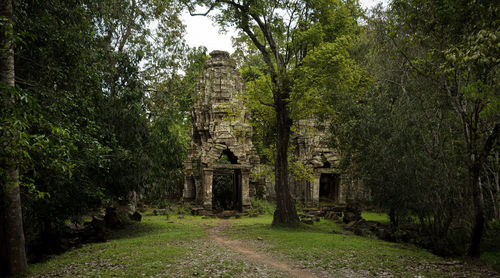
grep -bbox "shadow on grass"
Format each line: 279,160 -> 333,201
107,220 -> 168,241
229,219 -> 340,236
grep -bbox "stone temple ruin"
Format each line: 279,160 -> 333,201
289,119 -> 343,206
184,50 -> 367,212
289,119 -> 369,206
183,51 -> 260,212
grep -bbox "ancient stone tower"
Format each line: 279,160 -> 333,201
183,50 -> 259,212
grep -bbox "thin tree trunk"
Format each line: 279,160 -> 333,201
468,164 -> 485,258
493,153 -> 500,220
0,0 -> 28,274
226,2 -> 299,226
3,170 -> 28,274
487,186 -> 498,221
272,96 -> 299,226
466,123 -> 499,257
0,191 -> 7,276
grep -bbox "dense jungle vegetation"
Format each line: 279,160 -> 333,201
1,0 -> 498,276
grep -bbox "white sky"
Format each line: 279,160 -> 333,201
181,0 -> 388,53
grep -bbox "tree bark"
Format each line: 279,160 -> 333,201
2,170 -> 28,275
467,123 -> 499,257
227,2 -> 299,226
0,0 -> 29,274
468,164 -> 485,258
272,96 -> 299,226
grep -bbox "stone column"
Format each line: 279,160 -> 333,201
304,181 -> 312,206
202,169 -> 213,209
241,168 -> 251,211
183,177 -> 194,200
312,172 -> 321,206
338,176 -> 347,204
194,178 -> 202,203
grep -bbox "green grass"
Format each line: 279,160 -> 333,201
226,216 -> 449,276
362,211 -> 390,224
28,213 -> 499,278
29,216 -> 205,277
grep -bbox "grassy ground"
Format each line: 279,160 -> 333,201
30,217 -> 205,277
28,213 -> 499,278
362,211 -> 390,224
28,216 -> 287,278
225,216 -> 498,277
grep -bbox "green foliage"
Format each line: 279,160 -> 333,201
293,35 -> 368,122
483,220 -> 500,252
0,86 -> 71,199
212,175 -> 235,210
289,161 -> 314,183
333,0 -> 499,256
239,65 -> 276,164
362,211 -> 390,224
142,48 -> 208,204
227,0 -> 366,175
249,198 -> 276,215
4,0 -> 192,252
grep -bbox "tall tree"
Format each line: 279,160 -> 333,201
339,2 -> 499,256
388,0 -> 500,257
185,0 -> 362,225
0,0 -> 28,275
186,0 -> 361,226
3,0 -> 187,259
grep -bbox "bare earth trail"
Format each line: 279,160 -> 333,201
208,219 -> 320,278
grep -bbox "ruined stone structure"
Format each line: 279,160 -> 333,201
184,50 -> 368,211
289,119 -> 345,206
289,119 -> 370,206
183,51 -> 260,212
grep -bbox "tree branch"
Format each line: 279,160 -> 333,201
249,12 -> 283,73
479,122 -> 500,166
189,4 -> 216,16
236,8 -> 277,81
257,95 -> 275,107
118,0 -> 136,52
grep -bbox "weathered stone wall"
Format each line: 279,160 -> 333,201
183,51 -> 259,211
289,119 -> 370,206
289,119 -> 343,205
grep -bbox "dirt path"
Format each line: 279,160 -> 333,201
208,220 -> 320,278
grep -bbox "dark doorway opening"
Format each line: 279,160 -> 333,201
319,173 -> 340,202
216,148 -> 238,164
212,170 -> 242,211
190,176 -> 196,200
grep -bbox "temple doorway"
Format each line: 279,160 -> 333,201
319,173 -> 340,202
212,169 -> 241,211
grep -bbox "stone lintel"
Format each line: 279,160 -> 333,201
315,168 -> 340,174
209,164 -> 251,170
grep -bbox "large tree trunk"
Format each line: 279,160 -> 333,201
272,97 -> 299,226
0,0 -> 29,274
